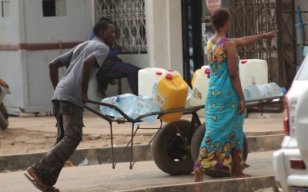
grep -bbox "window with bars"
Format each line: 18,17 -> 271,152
1,0 -> 9,18
95,0 -> 147,54
42,0 -> 67,17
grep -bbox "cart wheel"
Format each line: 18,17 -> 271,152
191,123 -> 248,162
151,120 -> 193,175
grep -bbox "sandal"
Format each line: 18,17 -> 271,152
25,167 -> 59,192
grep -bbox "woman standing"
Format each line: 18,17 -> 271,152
194,8 -> 277,181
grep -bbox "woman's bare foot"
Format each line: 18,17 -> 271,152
194,169 -> 203,182
231,150 -> 250,178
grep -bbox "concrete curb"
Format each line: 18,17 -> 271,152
247,134 -> 284,152
0,134 -> 283,172
119,176 -> 277,192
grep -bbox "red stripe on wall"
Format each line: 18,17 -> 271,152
0,42 -> 82,51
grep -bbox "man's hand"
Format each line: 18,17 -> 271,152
238,99 -> 246,115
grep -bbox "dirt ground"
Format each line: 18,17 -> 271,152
0,112 -> 156,155
0,111 -> 284,156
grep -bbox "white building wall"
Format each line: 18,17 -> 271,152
0,0 -> 26,112
0,52 -> 24,108
167,0 -> 184,74
145,0 -> 183,74
0,0 -> 93,114
22,0 -> 93,43
0,0 -> 21,44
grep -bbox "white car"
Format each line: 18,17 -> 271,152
273,56 -> 308,192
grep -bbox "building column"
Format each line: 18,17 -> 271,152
145,0 -> 183,74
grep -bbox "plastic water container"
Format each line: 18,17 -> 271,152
100,93 -> 161,123
138,68 -> 168,97
244,82 -> 283,101
191,69 -> 201,87
154,74 -> 189,122
187,66 -> 210,116
239,59 -> 268,89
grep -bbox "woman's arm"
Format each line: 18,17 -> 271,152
233,30 -> 278,47
225,40 -> 245,114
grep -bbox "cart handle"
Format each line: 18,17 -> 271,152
245,95 -> 284,106
133,105 -> 204,122
86,100 -> 134,122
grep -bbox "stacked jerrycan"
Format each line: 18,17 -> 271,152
138,68 -> 168,97
191,69 -> 201,87
239,59 -> 284,101
153,73 -> 189,122
187,65 -> 210,116
138,68 -> 183,98
186,59 -> 274,115
239,59 -> 268,90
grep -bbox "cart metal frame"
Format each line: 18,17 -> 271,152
84,95 -> 283,173
85,100 -> 203,170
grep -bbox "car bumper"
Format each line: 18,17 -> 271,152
273,148 -> 308,192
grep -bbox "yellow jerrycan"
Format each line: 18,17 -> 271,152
154,73 -> 189,122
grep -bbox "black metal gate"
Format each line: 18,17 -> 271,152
228,0 -> 279,83
228,0 -> 297,88
277,0 -> 297,88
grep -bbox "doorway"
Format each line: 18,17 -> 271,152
181,0 -> 203,84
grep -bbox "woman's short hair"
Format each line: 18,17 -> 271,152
211,8 -> 231,31
93,18 -> 113,36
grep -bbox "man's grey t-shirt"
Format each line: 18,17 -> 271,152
52,37 -> 109,108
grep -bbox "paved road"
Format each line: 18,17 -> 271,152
0,151 -> 275,192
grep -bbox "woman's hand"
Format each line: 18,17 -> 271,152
262,30 -> 278,40
238,99 -> 246,115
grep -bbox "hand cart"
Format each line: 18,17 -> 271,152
85,100 -> 249,175
245,95 -> 284,116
